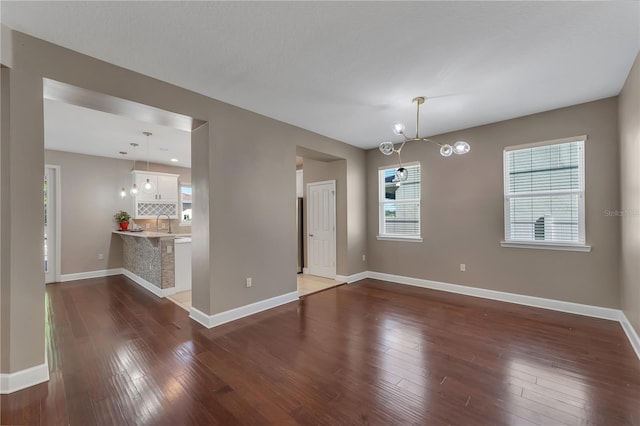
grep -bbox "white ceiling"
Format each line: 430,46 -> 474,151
44,100 -> 192,167
3,2 -> 639,150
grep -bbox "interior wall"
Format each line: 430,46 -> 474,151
0,65 -> 47,373
302,158 -> 348,276
0,67 -> 11,372
619,52 -> 640,333
367,97 -> 621,308
44,149 -> 190,276
1,26 -> 368,374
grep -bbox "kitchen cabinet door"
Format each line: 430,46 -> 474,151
157,175 -> 178,201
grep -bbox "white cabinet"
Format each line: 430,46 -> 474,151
133,171 -> 179,202
131,171 -> 180,219
174,238 -> 192,292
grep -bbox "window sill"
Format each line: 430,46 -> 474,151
377,235 -> 423,243
179,222 -> 192,227
500,241 -> 591,252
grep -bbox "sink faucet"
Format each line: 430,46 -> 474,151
156,214 -> 172,234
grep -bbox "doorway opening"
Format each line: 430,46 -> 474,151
42,78 -> 203,309
294,148 -> 345,296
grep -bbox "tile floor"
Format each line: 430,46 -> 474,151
297,273 -> 344,296
166,274 -> 344,310
167,290 -> 192,311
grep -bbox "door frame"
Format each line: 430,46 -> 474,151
306,180 -> 336,279
45,164 -> 61,284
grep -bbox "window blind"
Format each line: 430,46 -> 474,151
379,164 -> 421,237
504,140 -> 585,244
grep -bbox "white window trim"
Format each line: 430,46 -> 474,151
377,162 -> 421,242
500,241 -> 591,252
179,182 -> 192,226
377,235 -> 423,242
502,136 -> 588,251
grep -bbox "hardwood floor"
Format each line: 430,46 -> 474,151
2,275 -> 639,425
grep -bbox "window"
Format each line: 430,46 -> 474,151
378,163 -> 421,241
502,136 -> 590,251
180,183 -> 192,225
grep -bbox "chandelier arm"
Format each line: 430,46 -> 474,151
420,138 -> 443,147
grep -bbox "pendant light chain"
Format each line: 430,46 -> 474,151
129,142 -> 139,195
142,132 -> 153,192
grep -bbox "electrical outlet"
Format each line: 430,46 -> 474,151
146,223 -> 150,229
97,253 -> 104,260
167,245 -> 172,254
246,277 -> 252,288
362,254 -> 366,261
460,264 -> 466,272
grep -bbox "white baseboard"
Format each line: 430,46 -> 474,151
336,271 -> 368,284
619,312 -> 640,360
59,268 -> 123,282
122,269 -> 177,298
0,362 -> 49,394
302,268 -> 310,275
367,271 -> 620,321
189,291 -> 299,329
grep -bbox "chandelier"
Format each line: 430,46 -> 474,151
379,96 -> 470,182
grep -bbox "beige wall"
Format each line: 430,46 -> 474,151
44,150 -> 190,276
1,27 -> 367,374
1,64 -> 47,372
1,67 -> 11,372
619,52 -> 640,334
367,98 -> 621,308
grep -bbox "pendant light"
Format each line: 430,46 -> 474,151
142,131 -> 154,192
379,96 -> 471,181
118,151 -> 128,198
129,143 -> 139,195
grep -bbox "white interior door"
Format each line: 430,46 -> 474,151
44,166 -> 59,283
307,180 -> 336,278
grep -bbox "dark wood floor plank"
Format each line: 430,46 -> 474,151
2,276 -> 639,425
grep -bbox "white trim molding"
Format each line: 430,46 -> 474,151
0,362 -> 49,394
619,312 -> 640,360
122,269 -> 178,298
189,291 -> 299,329
59,268 -> 123,282
336,271 -> 368,284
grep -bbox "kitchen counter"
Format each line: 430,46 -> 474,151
112,230 -> 188,239
114,231 -> 179,295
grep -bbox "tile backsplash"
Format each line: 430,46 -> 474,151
128,218 -> 191,234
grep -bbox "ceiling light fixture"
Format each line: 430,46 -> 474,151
129,143 -> 139,195
118,151 -> 128,198
170,158 -> 178,163
142,131 -> 154,192
379,97 -> 470,182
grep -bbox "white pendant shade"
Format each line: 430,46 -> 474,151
453,141 -> 470,155
392,122 -> 405,135
440,144 -> 453,157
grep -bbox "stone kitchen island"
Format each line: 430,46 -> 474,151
113,231 -> 183,297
